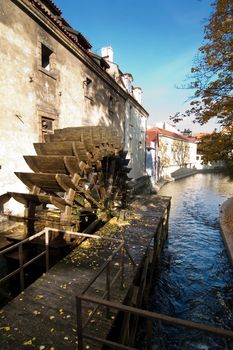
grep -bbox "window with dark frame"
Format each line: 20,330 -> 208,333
41,116 -> 54,142
83,77 -> 92,98
41,44 -> 53,71
109,96 -> 114,114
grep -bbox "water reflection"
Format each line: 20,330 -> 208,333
138,173 -> 233,349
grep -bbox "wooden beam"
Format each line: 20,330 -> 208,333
33,142 -> 74,156
24,156 -> 68,174
0,193 -> 11,211
14,173 -> 62,193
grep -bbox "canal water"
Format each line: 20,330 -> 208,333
139,173 -> 233,349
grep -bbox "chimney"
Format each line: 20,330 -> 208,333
122,73 -> 134,93
132,87 -> 142,104
101,46 -> 114,62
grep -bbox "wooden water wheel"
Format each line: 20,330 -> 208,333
6,126 -> 131,238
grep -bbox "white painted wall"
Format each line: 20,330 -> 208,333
124,101 -> 147,179
146,132 -> 197,181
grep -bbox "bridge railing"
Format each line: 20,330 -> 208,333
0,227 -> 135,296
0,228 -> 50,291
76,294 -> 233,350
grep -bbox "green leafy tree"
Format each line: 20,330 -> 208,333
171,0 -> 233,166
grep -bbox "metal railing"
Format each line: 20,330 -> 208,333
73,215 -> 233,350
76,295 -> 233,350
0,228 -> 50,291
0,226 -> 136,297
3,227 -> 232,349
77,235 -> 136,329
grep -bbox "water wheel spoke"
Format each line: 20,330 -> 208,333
76,185 -> 103,209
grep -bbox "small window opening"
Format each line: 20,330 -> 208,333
41,44 -> 53,71
42,117 -> 53,131
109,96 -> 114,113
41,116 -> 54,142
83,77 -> 92,97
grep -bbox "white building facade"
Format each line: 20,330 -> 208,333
146,127 -> 197,182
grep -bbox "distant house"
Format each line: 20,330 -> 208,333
146,126 -> 197,182
193,132 -> 226,170
0,0 -> 148,214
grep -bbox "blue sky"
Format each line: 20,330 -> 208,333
55,0 -> 218,132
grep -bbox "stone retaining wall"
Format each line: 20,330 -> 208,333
219,197 -> 233,265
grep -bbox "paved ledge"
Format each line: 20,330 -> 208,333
171,168 -> 198,180
219,196 -> 233,265
151,168 -> 227,194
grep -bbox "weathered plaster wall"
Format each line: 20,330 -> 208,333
0,0 -> 124,208
0,0 -> 37,213
0,0 -> 148,215
124,101 -> 147,179
55,41 -> 125,132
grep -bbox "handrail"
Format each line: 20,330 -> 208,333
0,228 -> 49,291
0,226 -> 136,296
44,227 -> 126,243
76,295 -> 233,350
74,212 -> 233,350
76,236 -> 136,329
81,242 -> 125,295
0,229 -> 46,255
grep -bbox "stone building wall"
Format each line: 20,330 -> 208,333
0,0 -> 38,209
124,101 -> 147,179
0,0 -> 148,214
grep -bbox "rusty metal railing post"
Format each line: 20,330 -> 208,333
121,245 -> 125,288
106,261 -> 111,318
18,244 -> 24,291
146,319 -> 153,350
45,229 -> 50,272
76,296 -> 84,350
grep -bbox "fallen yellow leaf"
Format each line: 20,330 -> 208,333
23,339 -> 32,345
36,295 -> 44,300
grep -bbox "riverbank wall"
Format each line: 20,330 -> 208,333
151,168 -> 227,193
219,197 -> 233,266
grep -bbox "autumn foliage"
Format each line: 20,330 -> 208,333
198,130 -> 233,167
171,0 -> 233,167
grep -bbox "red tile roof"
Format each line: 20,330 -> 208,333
192,132 -> 210,139
147,127 -> 197,145
28,0 -> 92,50
41,0 -> 62,15
146,128 -> 159,145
